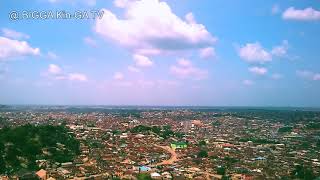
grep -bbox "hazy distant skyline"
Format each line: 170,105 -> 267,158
0,0 -> 320,106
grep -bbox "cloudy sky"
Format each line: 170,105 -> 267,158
0,0 -> 320,106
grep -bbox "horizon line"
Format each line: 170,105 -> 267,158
1,104 -> 320,109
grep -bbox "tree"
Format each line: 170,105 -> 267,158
278,126 -> 293,133
137,174 -> 152,180
291,165 -> 315,180
198,140 -> 206,147
222,175 -> 230,180
198,150 -> 208,158
151,126 -> 161,134
217,166 -> 226,176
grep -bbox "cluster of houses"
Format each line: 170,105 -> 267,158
0,110 -> 320,179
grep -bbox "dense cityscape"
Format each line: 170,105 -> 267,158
1,0 -> 320,179
0,105 -> 319,180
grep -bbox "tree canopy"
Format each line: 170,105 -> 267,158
0,124 -> 80,174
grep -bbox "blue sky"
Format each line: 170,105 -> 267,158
0,0 -> 320,106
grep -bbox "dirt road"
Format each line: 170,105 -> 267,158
153,145 -> 178,166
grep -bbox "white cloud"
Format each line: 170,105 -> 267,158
282,7 -> 320,21
113,72 -> 124,80
185,12 -> 196,24
238,41 -> 289,63
170,58 -> 208,80
48,64 -> 62,75
249,66 -> 268,75
128,65 -> 141,73
84,37 -> 97,47
243,79 -> 253,86
238,43 -> 272,63
1,28 -> 30,40
0,37 -> 40,60
95,0 -> 216,55
45,64 -> 88,82
199,47 -> 215,59
68,73 -> 88,81
133,54 -> 153,67
296,70 -> 320,81
271,40 -> 288,57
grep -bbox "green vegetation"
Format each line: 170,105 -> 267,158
198,140 -> 207,147
278,126 -> 293,133
175,132 -> 185,138
88,140 -> 104,148
0,116 -> 7,122
137,173 -> 152,180
224,156 -> 239,164
130,125 -> 183,139
130,125 -> 154,133
197,149 -> 208,158
306,122 -> 320,130
111,177 -> 121,180
217,166 -> 226,176
112,129 -> 122,135
0,116 -> 9,128
211,121 -> 222,127
291,165 -> 315,180
0,124 -> 80,174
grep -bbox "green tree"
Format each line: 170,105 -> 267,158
198,150 -> 208,158
278,126 -> 293,133
292,165 -> 315,180
217,166 -> 226,176
137,173 -> 152,180
198,140 -> 206,147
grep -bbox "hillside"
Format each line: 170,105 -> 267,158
0,124 -> 80,174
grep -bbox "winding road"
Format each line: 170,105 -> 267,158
153,145 -> 178,166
